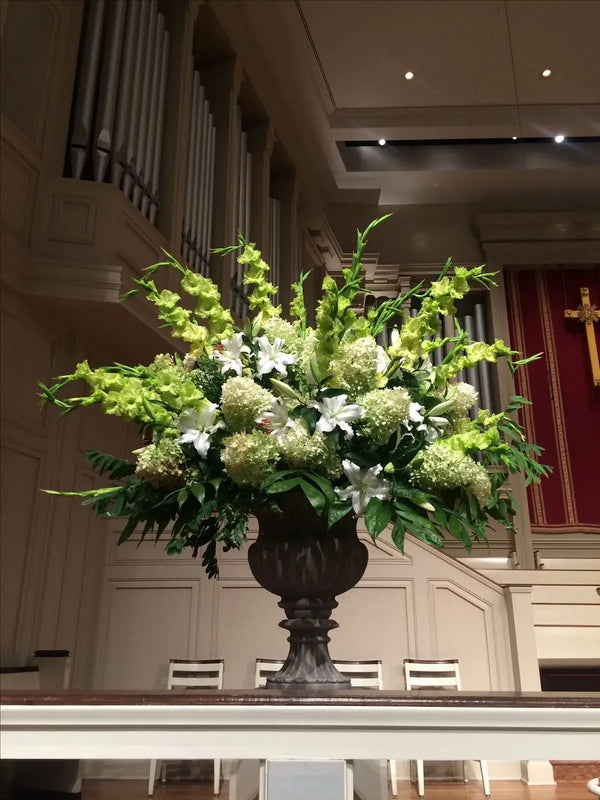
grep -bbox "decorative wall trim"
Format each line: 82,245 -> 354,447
476,212 -> 600,263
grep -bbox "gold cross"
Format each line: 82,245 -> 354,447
564,287 -> 600,387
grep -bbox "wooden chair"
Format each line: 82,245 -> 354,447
334,660 -> 398,797
148,658 -> 224,797
254,658 -> 284,688
403,659 -> 490,797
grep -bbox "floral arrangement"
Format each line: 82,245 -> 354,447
41,216 -> 549,577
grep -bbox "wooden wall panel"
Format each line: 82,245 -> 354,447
0,446 -> 41,661
98,582 -> 199,690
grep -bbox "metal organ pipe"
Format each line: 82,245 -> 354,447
148,29 -> 169,226
197,104 -> 214,275
474,303 -> 493,411
182,73 -> 200,261
138,10 -> 165,214
190,82 -> 207,266
194,98 -> 210,273
111,0 -> 140,188
122,0 -> 150,198
69,0 -> 168,225
93,0 -> 126,183
181,70 -> 216,276
463,314 -> 481,415
132,0 -> 158,208
70,0 -> 106,179
204,120 -> 216,277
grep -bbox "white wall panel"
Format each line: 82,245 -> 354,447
99,581 -> 199,690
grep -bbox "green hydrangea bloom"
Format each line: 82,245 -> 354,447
277,422 -> 342,478
330,336 -> 380,399
135,438 -> 184,489
264,318 -> 304,356
360,387 -> 411,444
410,444 -> 492,507
220,377 -> 274,431
450,382 -> 479,417
221,430 -> 280,487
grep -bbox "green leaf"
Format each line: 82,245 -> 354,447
328,502 -> 352,529
364,497 -> 392,540
391,517 -> 406,551
177,488 -> 189,506
265,477 -> 301,494
189,483 -> 205,504
448,515 -> 471,548
298,478 -> 326,515
118,516 -> 139,545
301,472 -> 335,500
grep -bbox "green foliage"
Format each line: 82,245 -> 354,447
40,216 -> 552,579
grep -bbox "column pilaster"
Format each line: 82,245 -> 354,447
503,585 -> 555,786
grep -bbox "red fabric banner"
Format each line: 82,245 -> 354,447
505,267 -> 600,533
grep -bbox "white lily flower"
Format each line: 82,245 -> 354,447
256,336 -> 297,377
336,460 -> 391,515
257,399 -> 294,440
212,332 -> 250,376
376,345 -> 390,374
310,394 -> 365,438
403,401 -> 428,433
176,403 -> 224,457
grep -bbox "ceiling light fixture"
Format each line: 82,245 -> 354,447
404,71 -> 414,80
378,138 -> 386,146
554,134 -> 565,143
541,68 -> 552,78
512,136 -> 517,140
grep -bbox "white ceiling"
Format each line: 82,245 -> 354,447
237,0 -> 600,206
299,0 -> 600,109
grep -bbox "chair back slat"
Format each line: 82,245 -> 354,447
334,659 -> 383,689
255,659 -> 284,688
255,658 -> 384,689
404,659 -> 461,691
168,659 -> 223,691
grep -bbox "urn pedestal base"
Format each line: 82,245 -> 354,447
249,491 -> 368,692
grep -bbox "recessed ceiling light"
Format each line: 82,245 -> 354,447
554,134 -> 565,143
404,71 -> 414,80
378,138 -> 386,146
541,68 -> 552,78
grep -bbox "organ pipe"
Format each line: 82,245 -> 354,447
463,315 -> 481,415
148,29 -> 169,226
70,0 -> 106,179
474,303 -> 493,411
204,121 -> 216,278
122,0 -> 150,198
132,0 -> 157,207
182,72 -> 200,261
70,0 -> 168,225
93,0 -> 126,182
138,11 -> 165,213
181,70 -> 216,275
111,0 -> 140,188
190,84 -> 207,265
